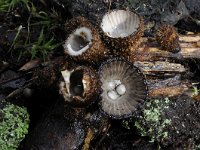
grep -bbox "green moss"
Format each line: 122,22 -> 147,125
0,102 -> 30,150
135,98 -> 172,143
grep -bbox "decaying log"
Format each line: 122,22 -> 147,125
148,85 -> 188,98
130,33 -> 200,98
132,34 -> 200,61
134,61 -> 186,75
147,74 -> 191,98
179,35 -> 200,43
146,75 -> 182,90
135,61 -> 192,98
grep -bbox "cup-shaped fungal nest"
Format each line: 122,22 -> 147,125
64,16 -> 107,63
156,24 -> 180,53
100,10 -> 144,55
99,59 -> 147,118
59,66 -> 100,107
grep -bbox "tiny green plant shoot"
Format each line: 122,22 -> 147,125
1,0 -> 62,62
10,26 -> 61,61
29,28 -> 61,61
0,0 -> 30,12
30,8 -> 62,27
9,25 -> 23,53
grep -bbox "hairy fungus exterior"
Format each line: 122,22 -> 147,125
59,66 -> 100,107
156,24 -> 180,53
100,10 -> 144,56
98,58 -> 147,118
64,16 -> 107,63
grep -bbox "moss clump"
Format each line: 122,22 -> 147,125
0,101 -> 30,150
135,98 -> 172,143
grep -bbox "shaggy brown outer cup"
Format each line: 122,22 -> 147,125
64,16 -> 108,64
100,10 -> 144,57
59,66 -> 100,107
156,24 -> 180,53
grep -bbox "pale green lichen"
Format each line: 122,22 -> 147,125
0,102 -> 30,150
135,98 -> 172,143
121,120 -> 131,130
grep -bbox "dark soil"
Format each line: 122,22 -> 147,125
165,94 -> 200,147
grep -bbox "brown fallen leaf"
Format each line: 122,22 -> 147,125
18,59 -> 41,71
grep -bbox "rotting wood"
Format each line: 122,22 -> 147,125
132,34 -> 200,61
134,61 -> 186,75
147,77 -> 192,98
134,60 -> 192,98
130,34 -> 199,98
146,75 -> 182,90
148,85 -> 188,98
145,74 -> 192,98
179,35 -> 200,43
